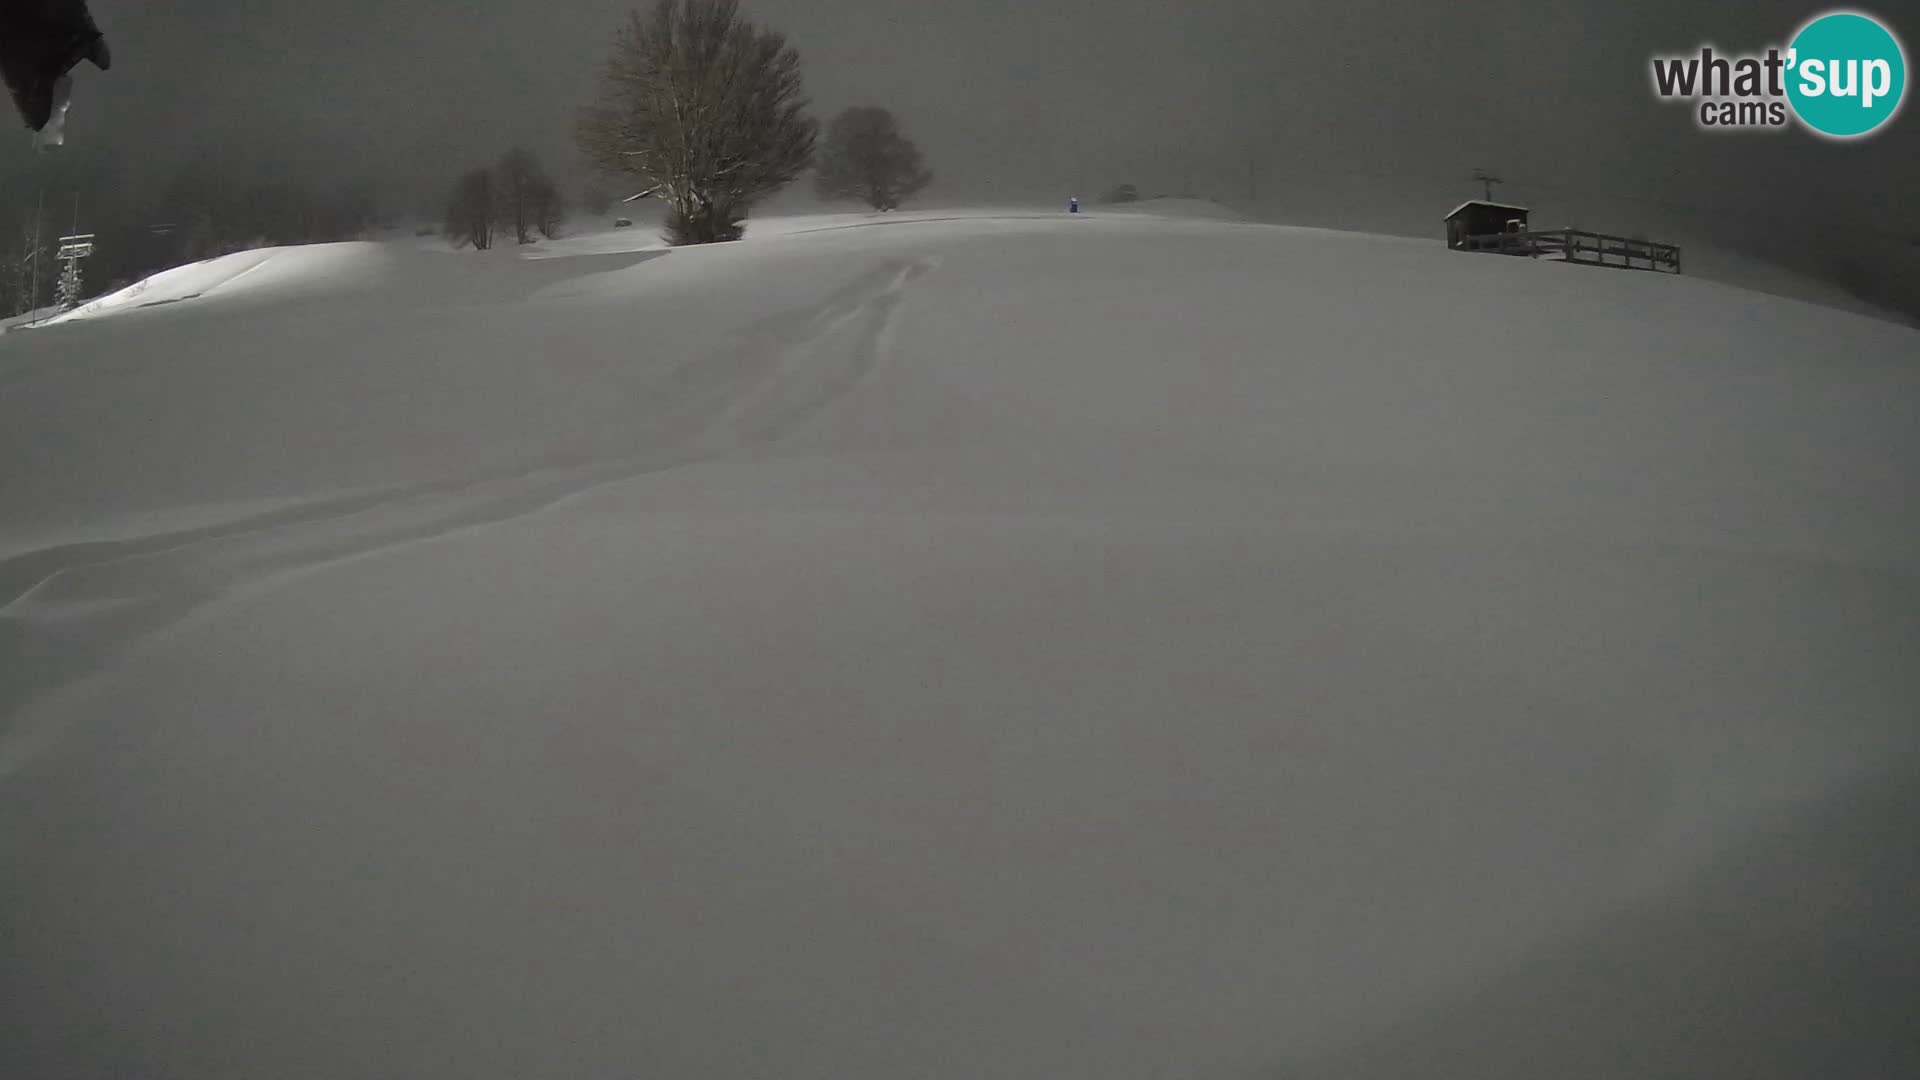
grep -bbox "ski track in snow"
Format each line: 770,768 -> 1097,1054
4,209 -> 1917,1080
0,256 -> 938,776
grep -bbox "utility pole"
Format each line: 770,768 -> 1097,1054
1472,168 -> 1504,202
28,185 -> 44,318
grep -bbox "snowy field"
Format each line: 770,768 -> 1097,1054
3,205 -> 1918,1080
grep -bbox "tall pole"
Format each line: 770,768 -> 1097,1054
63,191 -> 82,311
28,185 -> 43,317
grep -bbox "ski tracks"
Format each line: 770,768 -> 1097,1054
680,256 -> 939,451
0,255 -> 940,772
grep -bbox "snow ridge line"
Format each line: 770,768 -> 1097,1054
0,256 -> 940,770
0,257 -> 939,618
50,251 -> 280,324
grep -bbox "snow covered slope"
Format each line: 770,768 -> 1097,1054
49,242 -> 389,322
2,208 -> 1917,1080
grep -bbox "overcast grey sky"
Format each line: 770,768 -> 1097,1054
5,1 -> 1916,243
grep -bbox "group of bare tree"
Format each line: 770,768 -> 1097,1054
575,0 -> 933,246
443,147 -> 566,251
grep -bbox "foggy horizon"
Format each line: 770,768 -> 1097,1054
3,0 -> 1915,246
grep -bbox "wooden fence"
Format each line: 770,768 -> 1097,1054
1460,229 -> 1682,274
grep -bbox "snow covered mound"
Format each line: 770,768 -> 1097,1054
2,210 -> 1916,1080
50,241 -> 397,322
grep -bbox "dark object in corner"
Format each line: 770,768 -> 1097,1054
0,0 -> 111,132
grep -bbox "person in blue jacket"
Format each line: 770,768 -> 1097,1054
1,0 -> 112,145
1069,197 -> 1080,214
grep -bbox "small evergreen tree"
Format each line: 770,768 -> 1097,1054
814,106 -> 932,211
54,258 -> 83,311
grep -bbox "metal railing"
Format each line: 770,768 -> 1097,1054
1461,228 -> 1682,274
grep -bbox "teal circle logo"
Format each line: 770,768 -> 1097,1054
1787,12 -> 1907,137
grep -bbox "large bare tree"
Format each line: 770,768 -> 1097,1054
576,0 -> 817,246
814,106 -> 933,212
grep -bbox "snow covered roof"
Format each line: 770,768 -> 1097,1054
1445,200 -> 1532,220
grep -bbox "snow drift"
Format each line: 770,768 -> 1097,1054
2,207 -> 1917,1080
